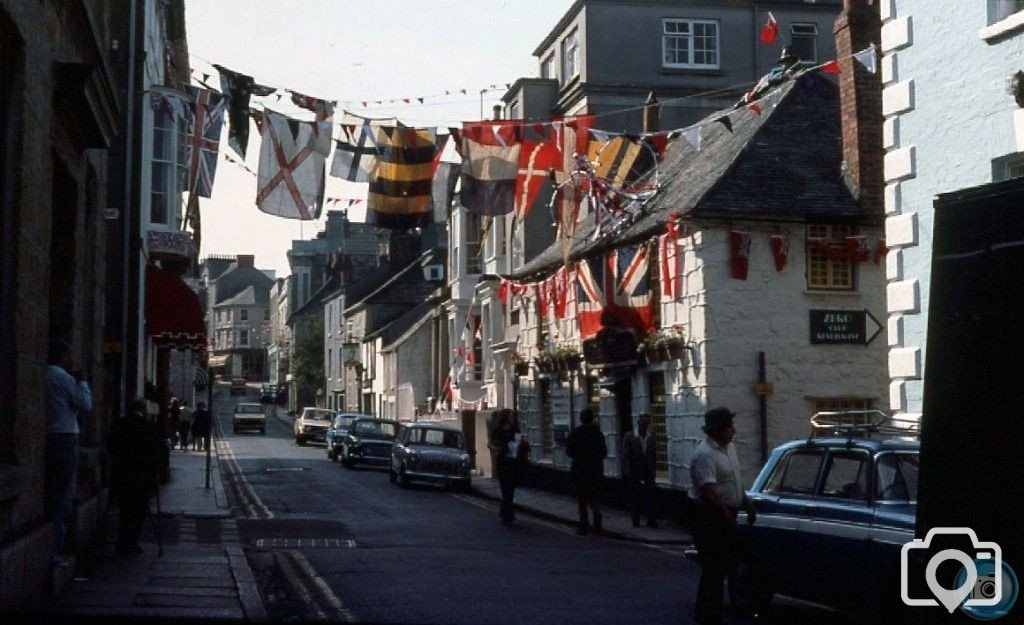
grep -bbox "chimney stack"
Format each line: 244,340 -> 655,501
236,254 -> 255,268
833,0 -> 883,214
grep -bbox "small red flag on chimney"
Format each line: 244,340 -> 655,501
759,12 -> 779,45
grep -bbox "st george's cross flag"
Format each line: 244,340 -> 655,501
256,109 -> 325,220
460,121 -> 522,216
184,86 -> 225,198
365,126 -> 439,230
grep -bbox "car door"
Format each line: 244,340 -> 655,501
803,447 -> 874,608
868,451 -> 919,602
750,446 -> 826,595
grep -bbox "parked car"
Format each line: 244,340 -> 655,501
390,423 -> 471,490
232,402 -> 266,434
259,384 -> 277,403
326,413 -> 364,461
293,407 -> 334,445
230,377 -> 247,395
729,411 -> 920,620
340,417 -> 399,468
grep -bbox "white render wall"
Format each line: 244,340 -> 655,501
882,1 -> 1024,418
657,224 -> 889,486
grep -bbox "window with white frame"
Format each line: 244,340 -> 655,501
663,19 -> 719,69
240,309 -> 248,322
150,104 -> 187,226
466,211 -> 482,274
541,53 -> 555,80
561,29 -> 579,84
239,330 -> 249,346
789,23 -> 818,63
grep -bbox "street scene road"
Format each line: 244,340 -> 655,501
213,387 -> 866,625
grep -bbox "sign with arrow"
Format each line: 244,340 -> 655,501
809,309 -> 883,345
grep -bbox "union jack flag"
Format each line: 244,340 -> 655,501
576,243 -> 653,339
185,86 -> 225,198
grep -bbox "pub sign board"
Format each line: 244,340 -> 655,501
809,309 -> 881,345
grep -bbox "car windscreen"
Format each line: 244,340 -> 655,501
235,405 -> 264,414
304,410 -> 333,421
333,415 -> 356,429
409,428 -> 463,449
352,420 -> 397,440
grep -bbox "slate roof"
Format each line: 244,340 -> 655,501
365,296 -> 442,349
513,72 -> 869,280
214,285 -> 267,308
344,248 -> 444,314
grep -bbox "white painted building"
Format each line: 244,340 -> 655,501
879,0 -> 1024,419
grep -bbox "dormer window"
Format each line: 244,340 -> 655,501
561,29 -> 579,85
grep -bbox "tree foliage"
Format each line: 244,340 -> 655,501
291,313 -> 324,399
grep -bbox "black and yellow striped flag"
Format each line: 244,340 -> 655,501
366,126 -> 438,230
586,134 -> 657,189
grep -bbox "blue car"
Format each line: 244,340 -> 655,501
731,411 -> 919,619
326,413 -> 364,462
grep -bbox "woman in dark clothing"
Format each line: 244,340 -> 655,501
489,409 -> 527,524
565,407 -> 608,535
190,401 -> 211,451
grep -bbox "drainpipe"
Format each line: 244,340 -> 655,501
120,0 -> 142,407
758,351 -> 768,465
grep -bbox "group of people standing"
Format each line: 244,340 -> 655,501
489,404 -> 752,625
167,397 -> 211,452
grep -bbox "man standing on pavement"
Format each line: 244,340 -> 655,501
108,398 -> 164,554
191,401 -> 211,451
687,406 -> 756,625
622,413 -> 658,528
565,407 -> 607,536
45,340 -> 92,565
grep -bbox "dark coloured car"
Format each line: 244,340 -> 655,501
230,377 -> 247,396
730,411 -> 919,620
390,423 -> 471,490
293,407 -> 334,445
259,384 -> 277,403
341,417 -> 399,468
326,413 -> 365,462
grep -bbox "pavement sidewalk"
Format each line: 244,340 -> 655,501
45,445 -> 267,622
468,476 -> 693,545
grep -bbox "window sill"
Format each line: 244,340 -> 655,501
804,289 -> 860,297
979,11 -> 1024,43
660,66 -> 723,77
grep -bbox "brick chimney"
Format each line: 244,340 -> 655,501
833,0 -> 883,214
235,254 -> 255,268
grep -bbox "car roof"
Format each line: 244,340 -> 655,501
235,402 -> 262,409
335,413 -> 370,418
774,437 -> 920,453
351,416 -> 399,424
402,423 -> 461,432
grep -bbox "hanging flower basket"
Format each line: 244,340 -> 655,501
563,354 -> 582,370
514,361 -> 530,376
642,346 -> 667,364
665,339 -> 687,360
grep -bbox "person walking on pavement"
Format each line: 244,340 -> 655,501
177,401 -> 192,451
45,340 -> 92,565
622,413 -> 659,528
108,398 -> 164,555
489,409 -> 529,524
167,397 -> 181,450
191,401 -> 211,451
687,406 -> 757,625
566,407 -> 607,536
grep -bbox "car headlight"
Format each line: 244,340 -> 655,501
303,425 -> 312,433
349,437 -> 361,449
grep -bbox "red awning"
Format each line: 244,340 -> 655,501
145,265 -> 207,350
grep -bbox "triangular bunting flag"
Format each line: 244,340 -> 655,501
681,126 -> 702,152
853,46 -> 877,74
715,114 -> 733,133
748,102 -> 762,116
821,59 -> 842,74
759,12 -> 778,45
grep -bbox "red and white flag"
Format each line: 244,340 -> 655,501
769,234 -> 790,272
759,12 -> 779,45
659,233 -> 682,299
730,231 -> 752,280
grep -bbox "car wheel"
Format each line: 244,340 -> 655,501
296,435 -> 306,446
728,561 -> 773,616
341,451 -> 353,469
233,426 -> 238,434
389,468 -> 397,484
260,428 -> 266,435
398,463 -> 410,488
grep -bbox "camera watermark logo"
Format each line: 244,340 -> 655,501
901,528 -> 1019,620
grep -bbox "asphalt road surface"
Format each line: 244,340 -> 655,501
214,387 -> 870,625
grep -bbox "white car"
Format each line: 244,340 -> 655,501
293,407 -> 334,445
232,402 -> 266,434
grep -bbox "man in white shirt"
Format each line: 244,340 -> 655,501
45,340 -> 92,564
687,407 -> 756,625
